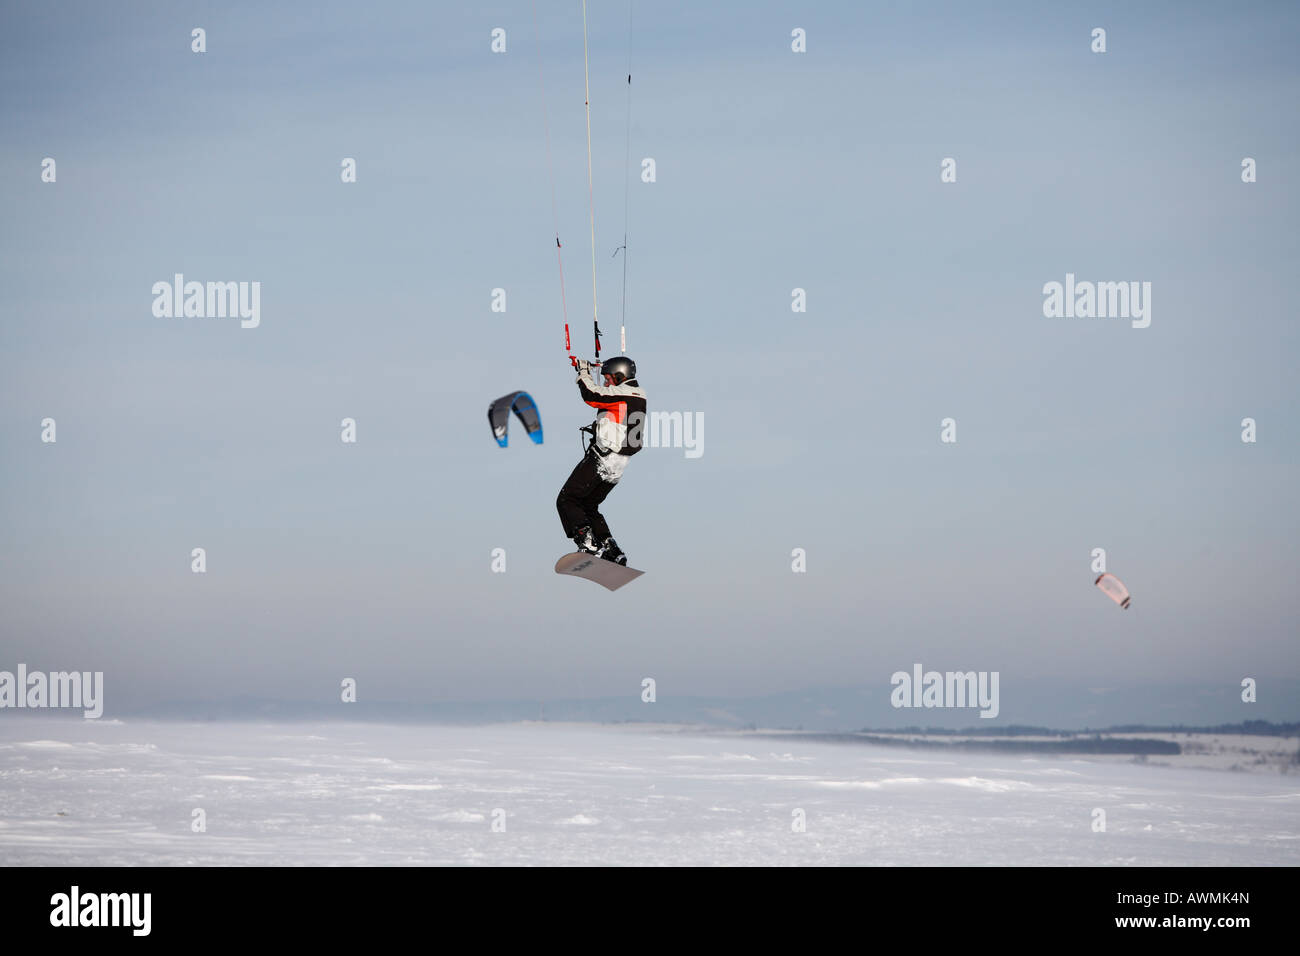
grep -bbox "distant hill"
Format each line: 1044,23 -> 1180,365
106,682 -> 1300,734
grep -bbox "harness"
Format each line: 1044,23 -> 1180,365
579,422 -> 613,456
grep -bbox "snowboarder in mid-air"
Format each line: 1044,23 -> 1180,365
557,355 -> 645,565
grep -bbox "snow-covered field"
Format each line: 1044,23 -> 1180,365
1,718 -> 1296,866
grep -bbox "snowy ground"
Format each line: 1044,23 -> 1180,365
1,718 -> 1297,866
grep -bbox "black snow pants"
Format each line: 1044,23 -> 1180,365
556,450 -> 618,541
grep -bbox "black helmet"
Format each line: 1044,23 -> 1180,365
601,355 -> 636,385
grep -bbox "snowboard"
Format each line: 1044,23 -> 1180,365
554,551 -> 645,591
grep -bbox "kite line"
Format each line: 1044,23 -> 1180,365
529,1 -> 571,356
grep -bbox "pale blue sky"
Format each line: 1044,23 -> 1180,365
1,1 -> 1297,723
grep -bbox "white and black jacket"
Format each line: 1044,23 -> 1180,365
576,366 -> 647,480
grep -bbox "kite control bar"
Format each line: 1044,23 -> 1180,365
569,355 -> 603,371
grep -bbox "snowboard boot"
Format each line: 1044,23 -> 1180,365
573,526 -> 600,555
599,537 -> 628,566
